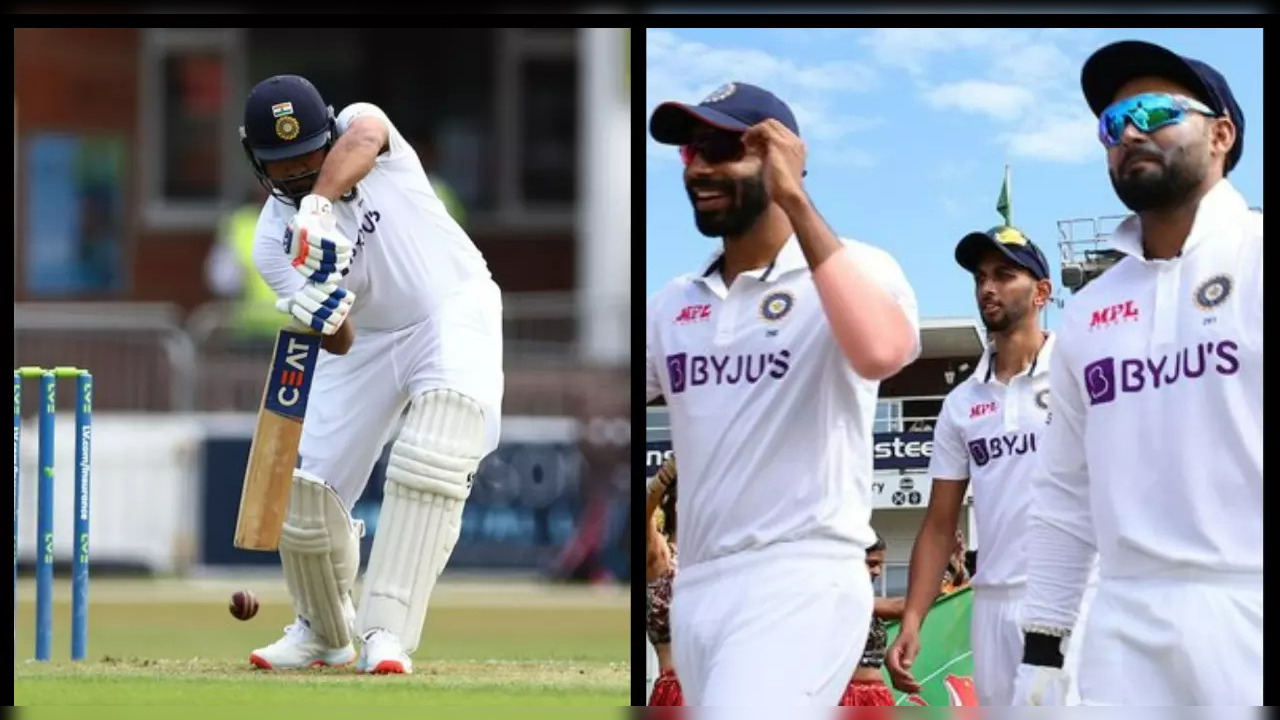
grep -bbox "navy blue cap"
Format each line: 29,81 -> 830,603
1082,40 -> 1244,173
956,226 -> 1050,281
649,82 -> 799,145
240,75 -> 334,161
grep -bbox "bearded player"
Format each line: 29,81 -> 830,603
239,74 -> 505,674
646,82 -> 920,706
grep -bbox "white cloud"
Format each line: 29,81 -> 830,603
1001,113 -> 1101,164
923,81 -> 1035,121
859,28 -> 1022,76
988,42 -> 1075,89
646,30 -> 882,170
856,28 -> 1103,165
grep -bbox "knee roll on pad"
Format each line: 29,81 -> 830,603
358,389 -> 487,653
279,469 -> 364,648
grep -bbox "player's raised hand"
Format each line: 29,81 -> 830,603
741,118 -> 807,206
276,282 -> 355,336
285,194 -> 354,283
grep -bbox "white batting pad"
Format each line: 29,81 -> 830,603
279,469 -> 364,648
357,389 -> 486,653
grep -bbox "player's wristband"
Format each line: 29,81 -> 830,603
1021,631 -> 1066,668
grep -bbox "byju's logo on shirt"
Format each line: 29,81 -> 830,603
968,433 -> 1038,468
665,350 -> 792,394
1084,340 -> 1240,405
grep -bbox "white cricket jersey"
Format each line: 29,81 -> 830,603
1042,178 -> 1262,579
645,236 -> 921,569
928,334 -> 1056,588
253,103 -> 492,332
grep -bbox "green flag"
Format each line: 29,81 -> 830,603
881,587 -> 980,707
996,165 -> 1012,227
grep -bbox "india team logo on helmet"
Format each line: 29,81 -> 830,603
275,115 -> 301,141
760,290 -> 794,322
1193,274 -> 1232,311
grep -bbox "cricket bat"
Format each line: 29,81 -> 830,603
234,328 -> 323,551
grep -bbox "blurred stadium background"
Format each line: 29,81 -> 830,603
14,28 -> 631,587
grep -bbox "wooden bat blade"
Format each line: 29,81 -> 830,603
234,329 -> 322,551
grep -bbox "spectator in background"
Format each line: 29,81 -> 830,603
204,184 -> 286,342
839,533 -> 903,706
646,456 -> 683,706
412,135 -> 467,228
942,528 -> 971,594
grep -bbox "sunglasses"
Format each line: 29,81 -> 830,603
1098,92 -> 1218,148
679,132 -> 745,166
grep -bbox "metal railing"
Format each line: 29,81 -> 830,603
648,396 -> 947,437
16,294 -> 626,416
14,303 -> 199,412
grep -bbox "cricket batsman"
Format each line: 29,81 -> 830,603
646,82 -> 921,706
239,75 -> 505,674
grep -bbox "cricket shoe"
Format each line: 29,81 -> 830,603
249,617 -> 357,670
357,628 -> 413,674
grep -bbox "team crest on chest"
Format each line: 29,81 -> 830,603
760,290 -> 795,322
1035,389 -> 1050,410
1193,274 -> 1232,311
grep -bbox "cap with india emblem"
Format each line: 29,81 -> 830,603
649,81 -> 801,145
240,74 -> 336,162
954,225 -> 1051,281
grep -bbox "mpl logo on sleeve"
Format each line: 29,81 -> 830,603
674,304 -> 712,324
1089,300 -> 1140,330
969,402 -> 997,419
264,330 -> 323,420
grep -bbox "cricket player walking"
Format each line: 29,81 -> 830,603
1015,41 -> 1261,706
646,82 -> 921,706
238,75 -> 504,674
886,226 -> 1095,707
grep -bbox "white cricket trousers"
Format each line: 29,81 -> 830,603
297,279 -> 505,508
670,540 -> 871,707
971,583 -> 1095,706
1077,571 -> 1262,706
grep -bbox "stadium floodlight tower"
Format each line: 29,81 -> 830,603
1056,214 -> 1130,294
1057,206 -> 1261,295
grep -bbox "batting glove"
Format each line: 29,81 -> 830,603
276,282 -> 355,336
285,194 -> 354,283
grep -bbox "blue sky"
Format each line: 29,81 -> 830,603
644,28 -> 1263,329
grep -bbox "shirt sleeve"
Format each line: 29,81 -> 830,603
854,241 -> 923,365
646,292 -> 665,403
335,103 -> 403,163
927,393 -> 968,481
1021,331 -> 1098,631
250,203 -> 306,302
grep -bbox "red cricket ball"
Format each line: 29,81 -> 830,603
229,589 -> 260,621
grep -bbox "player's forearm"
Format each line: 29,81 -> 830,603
311,128 -> 383,202
874,596 -> 906,620
777,194 -> 915,380
320,317 -> 355,355
900,527 -> 953,630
